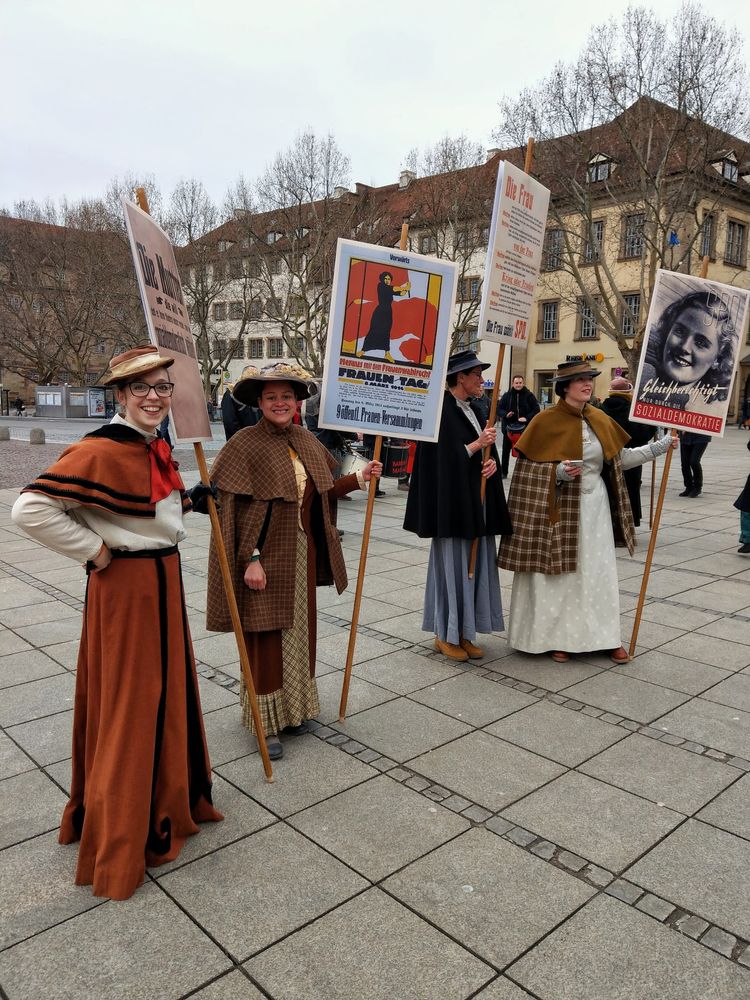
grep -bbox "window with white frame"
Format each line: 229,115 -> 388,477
248,339 -> 263,360
229,301 -> 244,321
540,301 -> 559,341
213,302 -> 227,321
725,220 -> 747,267
456,326 -> 479,351
700,214 -> 715,258
584,220 -> 604,263
419,234 -> 437,254
268,338 -> 284,358
621,293 -> 641,338
578,299 -> 599,339
622,213 -> 645,258
587,156 -> 613,183
543,229 -> 563,271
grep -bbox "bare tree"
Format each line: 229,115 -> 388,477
402,136 -> 493,351
495,3 -> 750,368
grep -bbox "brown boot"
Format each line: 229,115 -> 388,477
459,637 -> 484,659
434,637 -> 468,661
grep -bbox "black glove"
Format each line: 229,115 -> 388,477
187,482 -> 219,514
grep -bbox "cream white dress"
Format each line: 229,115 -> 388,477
508,422 -> 658,654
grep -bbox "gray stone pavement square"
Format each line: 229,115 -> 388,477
0,730 -> 35,779
245,887 -> 493,1000
13,615 -> 83,647
289,773 -> 469,880
485,700 -> 627,766
41,638 -> 81,669
628,819 -> 750,939
0,600 -> 80,628
616,649 -> 732,695
480,651 -> 604,691
189,971 -> 265,1000
503,771 -> 683,872
316,631 -> 400,667
560,671 -> 690,723
161,824 -> 368,962
578,733 -> 737,814
698,616 -> 750,645
0,831 -> 101,950
0,648 -> 66,689
474,979 -> 535,999
6,709 -> 73,766
509,895 -> 750,1000
352,647 -> 464,693
217,734 -> 375,818
202,705 -> 259,767
655,633 -> 750,671
409,731 -> 565,812
0,882 -> 232,1000
192,632 -> 245,669
314,670 -> 396,724
702,673 -> 750,713
384,828 -> 594,967
697,773 -> 750,840
410,672 -> 537,727
197,676 -> 240,714
330,697 -> 472,763
1,769 -> 68,849
0,630 -> 33,657
655,698 -> 750,760
0,578 -> 55,611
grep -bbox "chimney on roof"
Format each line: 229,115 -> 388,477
486,148 -> 501,162
333,186 -> 349,199
399,170 -> 416,189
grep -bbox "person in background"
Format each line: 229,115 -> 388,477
13,396 -> 26,416
734,438 -> 750,555
600,376 -> 657,527
500,360 -> 675,665
11,345 -> 222,899
206,363 -> 382,760
497,375 -> 540,477
679,430 -> 710,498
221,369 -> 260,440
404,350 -> 511,662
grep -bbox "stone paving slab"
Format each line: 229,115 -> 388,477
508,894 -> 750,999
503,771 -> 683,872
655,633 -> 750,672
314,671 -> 396,724
6,709 -> 73,766
189,971 -> 265,1000
485,700 -> 627,766
480,651 -> 604,691
616,649 -> 732,695
160,823 -> 368,962
202,705 -> 258,767
560,671 -> 690,724
655,699 -> 750,760
352,647 -> 464,694
0,730 -> 36,780
474,979 -> 535,999
697,774 -> 750,841
702,674 -> 750,714
0,882 -> 233,1000
1,768 -> 68,850
0,672 -> 76,727
383,828 -> 594,967
408,731 -> 566,812
410,672 -> 537,727
578,733 -> 737,814
245,888 -> 493,1000
628,819 -> 750,940
289,773 -> 469,880
0,649 -> 66,689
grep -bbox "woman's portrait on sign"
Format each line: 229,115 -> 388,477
631,272 -> 748,434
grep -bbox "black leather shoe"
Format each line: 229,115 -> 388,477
678,488 -> 691,497
282,722 -> 308,736
687,488 -> 702,498
265,739 -> 283,760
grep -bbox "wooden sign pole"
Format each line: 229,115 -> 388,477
468,138 -> 535,579
134,187 -> 273,781
649,455 -> 656,529
339,223 -> 409,721
628,254 -> 710,657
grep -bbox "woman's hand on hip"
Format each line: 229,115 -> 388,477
244,561 -> 267,591
362,461 -> 383,482
482,458 -> 497,479
90,543 -> 112,573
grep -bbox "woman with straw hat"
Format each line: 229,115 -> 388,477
499,360 -> 675,664
11,345 -> 223,900
206,363 -> 382,760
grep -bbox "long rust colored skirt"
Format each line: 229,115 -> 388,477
59,546 -> 222,900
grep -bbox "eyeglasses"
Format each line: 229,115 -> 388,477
127,381 -> 174,397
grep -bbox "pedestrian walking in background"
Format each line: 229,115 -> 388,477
600,376 -> 658,527
11,346 -> 222,900
679,430 -> 711,497
497,375 -> 540,477
734,438 -> 750,555
404,350 -> 511,661
499,360 -> 676,665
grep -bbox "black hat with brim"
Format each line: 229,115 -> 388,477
446,350 -> 491,376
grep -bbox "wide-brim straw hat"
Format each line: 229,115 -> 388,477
101,345 -> 174,385
446,350 -> 491,376
550,360 -> 601,384
233,363 -> 314,406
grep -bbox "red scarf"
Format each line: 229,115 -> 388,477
148,437 -> 185,503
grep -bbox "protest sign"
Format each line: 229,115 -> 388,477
630,271 -> 750,437
478,160 -> 550,346
123,200 -> 211,443
318,239 -> 458,443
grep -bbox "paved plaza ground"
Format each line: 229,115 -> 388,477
1,422 -> 750,999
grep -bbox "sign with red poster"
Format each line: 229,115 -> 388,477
318,239 -> 458,442
123,199 -> 212,443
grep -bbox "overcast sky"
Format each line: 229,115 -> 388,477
1,0 -> 747,212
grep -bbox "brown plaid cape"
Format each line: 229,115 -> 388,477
206,419 -> 348,632
499,452 -> 635,575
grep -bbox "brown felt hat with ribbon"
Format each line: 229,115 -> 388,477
233,362 -> 313,406
550,359 -> 601,384
101,345 -> 174,385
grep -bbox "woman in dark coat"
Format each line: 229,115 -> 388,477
734,438 -> 750,555
404,350 -> 512,661
359,271 -> 410,362
600,376 -> 656,526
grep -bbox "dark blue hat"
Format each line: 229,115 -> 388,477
446,350 -> 491,376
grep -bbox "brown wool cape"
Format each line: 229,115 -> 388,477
499,399 -> 635,575
21,426 -> 221,900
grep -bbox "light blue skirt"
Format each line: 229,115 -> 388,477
422,536 -> 504,645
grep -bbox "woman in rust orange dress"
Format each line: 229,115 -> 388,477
11,346 -> 222,900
